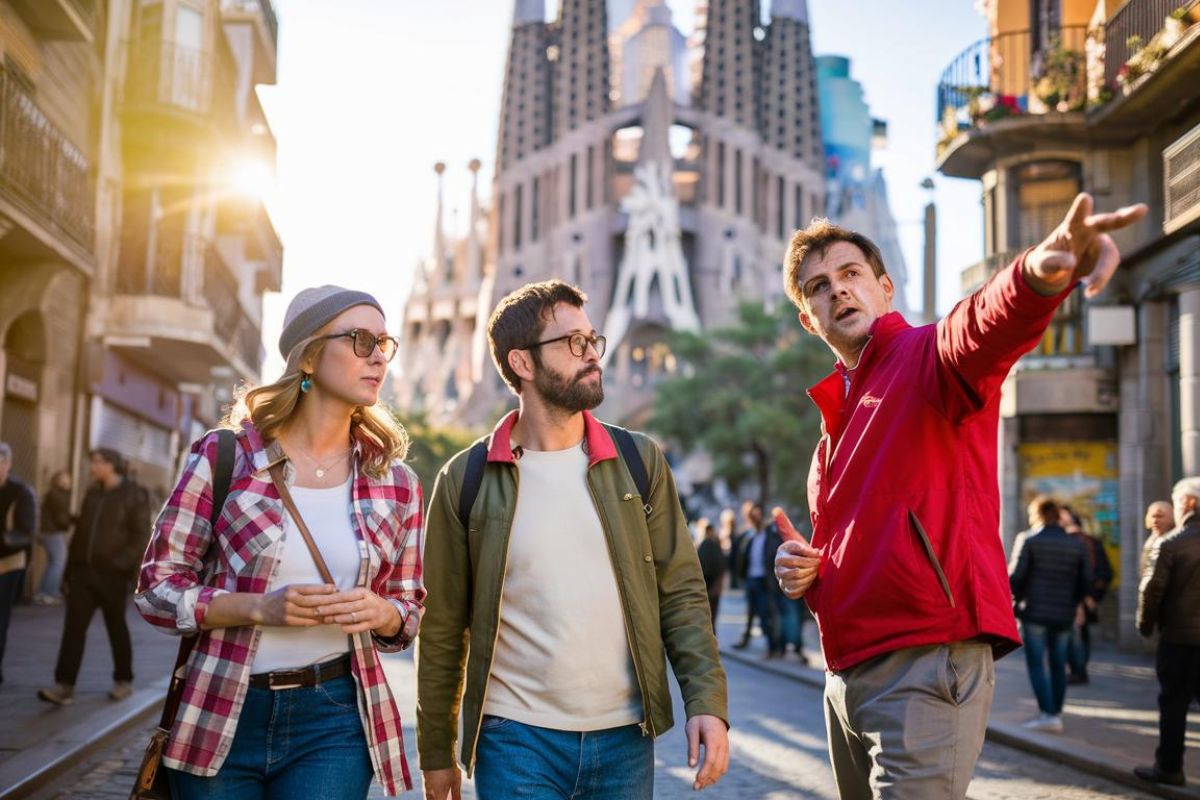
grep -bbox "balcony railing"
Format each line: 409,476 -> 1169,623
126,41 -> 212,115
0,65 -> 93,252
1105,0 -> 1181,86
222,0 -> 278,48
204,245 -> 263,371
937,25 -> 1093,147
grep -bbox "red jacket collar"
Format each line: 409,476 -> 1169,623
485,409 -> 618,467
807,311 -> 914,434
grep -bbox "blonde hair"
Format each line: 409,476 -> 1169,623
222,336 -> 409,479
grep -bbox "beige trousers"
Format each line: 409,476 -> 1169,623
824,641 -> 995,800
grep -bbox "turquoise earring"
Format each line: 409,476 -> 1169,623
300,374 -> 312,393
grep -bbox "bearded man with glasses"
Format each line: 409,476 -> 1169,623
418,280 -> 728,800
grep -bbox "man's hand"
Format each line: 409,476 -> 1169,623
685,714 -> 729,791
773,508 -> 821,600
1024,193 -> 1148,298
422,767 -> 462,800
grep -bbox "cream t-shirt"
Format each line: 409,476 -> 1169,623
482,442 -> 643,731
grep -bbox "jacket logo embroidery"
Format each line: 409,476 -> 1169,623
859,394 -> 882,408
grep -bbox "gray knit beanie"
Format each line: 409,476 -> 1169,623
279,285 -> 385,361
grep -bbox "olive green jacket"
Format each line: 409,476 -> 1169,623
416,410 -> 728,774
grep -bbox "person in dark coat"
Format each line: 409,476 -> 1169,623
0,442 -> 36,685
1059,507 -> 1112,685
38,449 -> 151,705
1009,495 -> 1091,733
696,518 -> 726,633
1135,478 -> 1200,788
733,503 -> 783,657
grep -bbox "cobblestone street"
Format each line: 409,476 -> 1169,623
31,636 -> 1160,799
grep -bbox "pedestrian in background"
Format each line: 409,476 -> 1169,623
34,469 -> 73,605
1135,477 -> 1200,788
697,517 -> 727,633
1060,506 -> 1112,686
728,500 -> 755,592
38,449 -> 149,705
0,442 -> 36,686
772,196 -> 1145,796
734,502 -> 783,657
1143,500 -> 1174,578
135,286 -> 424,798
1009,495 -> 1092,732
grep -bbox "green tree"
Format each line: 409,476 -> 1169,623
649,301 -> 829,513
390,409 -> 479,495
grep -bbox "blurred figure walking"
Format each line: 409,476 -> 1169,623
697,518 -> 727,633
0,442 -> 36,686
1142,500 -> 1174,578
34,469 -> 73,605
1060,507 -> 1112,686
38,449 -> 150,705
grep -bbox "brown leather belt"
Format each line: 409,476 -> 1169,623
248,654 -> 352,690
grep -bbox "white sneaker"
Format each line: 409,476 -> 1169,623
1022,713 -> 1063,733
109,681 -> 133,701
37,683 -> 75,705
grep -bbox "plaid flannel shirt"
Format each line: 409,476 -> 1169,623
135,421 -> 425,795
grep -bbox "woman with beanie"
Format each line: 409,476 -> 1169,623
135,286 -> 424,798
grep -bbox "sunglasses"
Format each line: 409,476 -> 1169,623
315,329 -> 399,362
524,331 -> 607,359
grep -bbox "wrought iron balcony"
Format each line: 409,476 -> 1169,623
0,65 -> 94,256
937,25 -> 1092,139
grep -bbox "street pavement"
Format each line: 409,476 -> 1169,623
3,589 -> 1183,799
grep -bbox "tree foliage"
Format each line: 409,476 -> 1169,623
649,301 -> 830,513
391,409 -> 479,495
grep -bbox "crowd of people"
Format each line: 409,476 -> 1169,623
3,192 -> 1192,799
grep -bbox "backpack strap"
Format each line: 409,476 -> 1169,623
209,428 -> 236,530
605,424 -> 652,518
456,440 -> 489,531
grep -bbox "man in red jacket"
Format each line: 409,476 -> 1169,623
772,193 -> 1146,798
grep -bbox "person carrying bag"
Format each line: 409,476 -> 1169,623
133,287 -> 425,799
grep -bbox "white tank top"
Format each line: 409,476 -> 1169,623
251,477 -> 361,673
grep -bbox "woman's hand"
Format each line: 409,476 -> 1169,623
309,587 -> 402,636
253,584 -> 338,627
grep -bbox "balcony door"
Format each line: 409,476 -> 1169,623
172,3 -> 205,110
1011,159 -> 1080,247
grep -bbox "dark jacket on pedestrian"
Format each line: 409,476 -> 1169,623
737,524 -> 783,587
697,537 -> 726,598
40,485 -> 72,533
1009,524 -> 1092,629
0,477 -> 36,558
1138,514 -> 1200,643
67,479 -> 151,578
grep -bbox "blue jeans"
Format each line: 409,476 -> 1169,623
36,532 -> 67,597
1022,622 -> 1071,715
745,577 -> 781,653
474,717 -> 653,799
167,674 -> 373,799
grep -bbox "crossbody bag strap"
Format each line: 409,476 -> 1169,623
267,461 -> 335,585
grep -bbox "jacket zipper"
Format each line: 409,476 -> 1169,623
467,470 -> 519,773
587,476 -> 654,738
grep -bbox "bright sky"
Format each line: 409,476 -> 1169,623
259,0 -> 988,379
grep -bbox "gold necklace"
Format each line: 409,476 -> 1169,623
291,446 -> 351,479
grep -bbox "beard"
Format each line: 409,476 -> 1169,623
532,361 -> 604,413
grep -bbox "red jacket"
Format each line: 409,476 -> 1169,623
804,254 -> 1069,671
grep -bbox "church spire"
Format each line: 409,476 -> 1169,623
771,0 -> 808,21
638,68 -> 674,169
698,0 -> 761,130
553,0 -> 610,139
466,158 -> 483,280
761,0 -> 822,169
432,162 -> 446,286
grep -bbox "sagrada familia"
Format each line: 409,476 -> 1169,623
397,0 -> 910,428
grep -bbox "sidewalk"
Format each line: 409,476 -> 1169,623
0,601 -> 178,798
715,589 -> 1200,800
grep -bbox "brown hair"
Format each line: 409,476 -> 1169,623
1029,494 -> 1060,524
222,334 -> 409,479
783,218 -> 887,310
487,280 -> 587,393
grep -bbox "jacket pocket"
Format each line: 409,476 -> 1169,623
908,509 -> 956,608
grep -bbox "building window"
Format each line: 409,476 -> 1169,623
1012,160 -> 1081,248
777,175 -> 786,239
569,153 -> 578,218
794,183 -> 805,230
531,177 -> 540,242
717,142 -> 726,208
514,184 -> 524,251
498,193 -> 506,255
735,149 -> 743,215
586,145 -> 595,210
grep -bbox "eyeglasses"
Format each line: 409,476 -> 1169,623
316,329 -> 399,362
524,332 -> 607,359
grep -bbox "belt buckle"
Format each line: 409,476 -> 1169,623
267,670 -> 305,691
